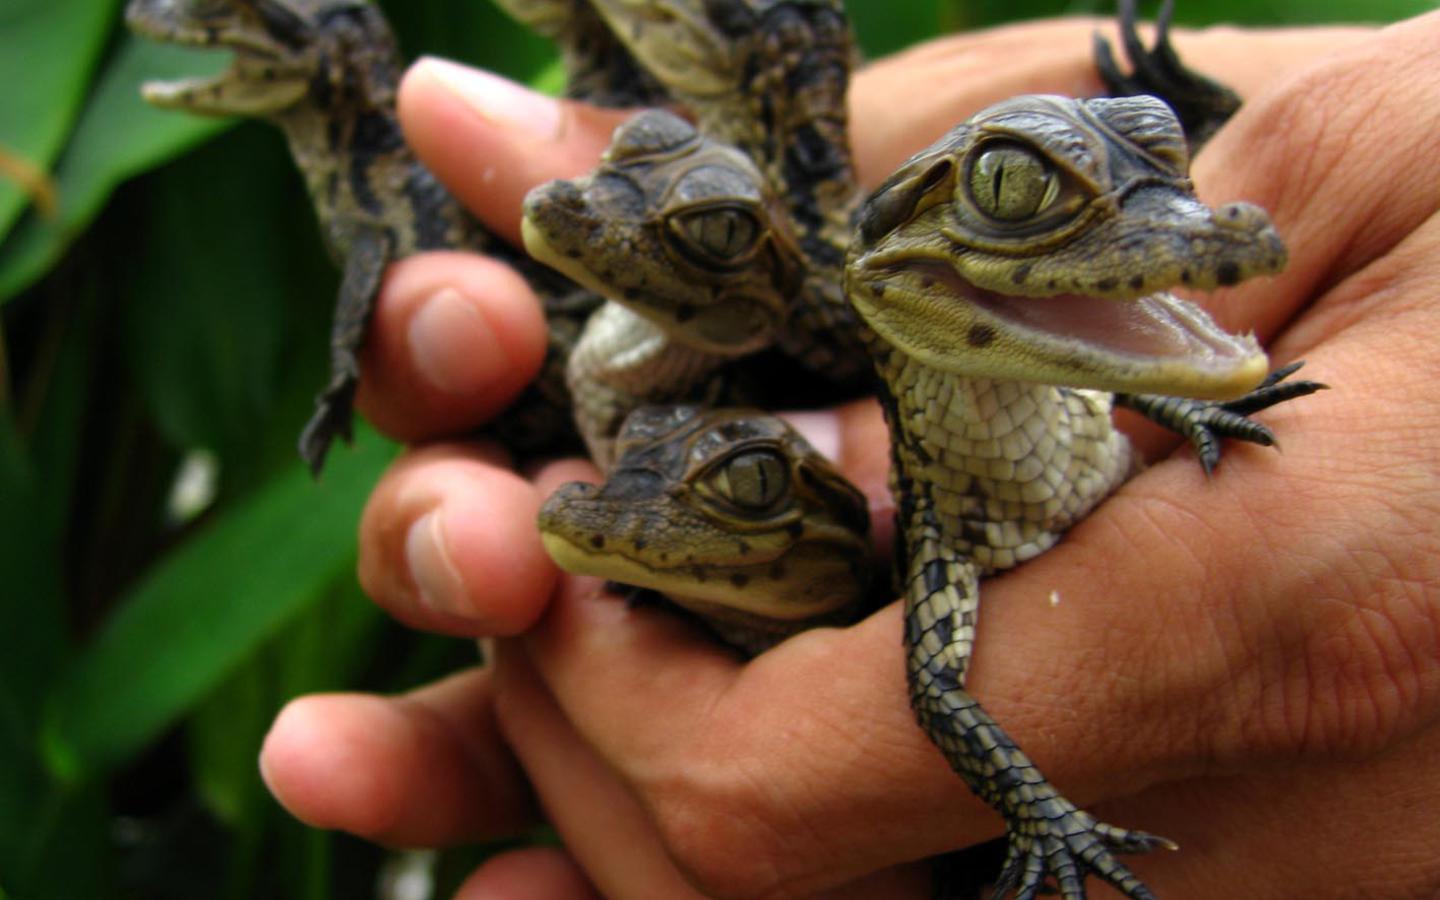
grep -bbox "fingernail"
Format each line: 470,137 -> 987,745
418,57 -> 561,138
780,411 -> 842,462
408,287 -> 506,395
406,510 -> 473,618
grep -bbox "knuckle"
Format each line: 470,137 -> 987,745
641,755 -> 801,899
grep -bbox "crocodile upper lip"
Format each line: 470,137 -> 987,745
899,258 -> 1259,370
126,7 -> 287,60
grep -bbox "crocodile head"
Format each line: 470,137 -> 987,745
126,0 -> 397,117
538,405 -> 872,627
847,94 -> 1286,399
523,109 -> 802,354
583,0 -> 849,100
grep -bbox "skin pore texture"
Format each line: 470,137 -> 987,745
257,13 -> 1440,900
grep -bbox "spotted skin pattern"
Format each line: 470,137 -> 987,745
871,340 -> 1176,900
846,91 -> 1309,898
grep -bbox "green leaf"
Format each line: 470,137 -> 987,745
117,123 -> 334,457
0,37 -> 232,304
0,414 -> 66,749
41,426 -> 396,781
848,0 -> 945,56
0,0 -> 118,246
0,778 -> 110,900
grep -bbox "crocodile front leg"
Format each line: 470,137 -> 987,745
298,226 -> 392,476
904,498 -> 1173,900
1094,0 -> 1240,151
1116,361 -> 1327,475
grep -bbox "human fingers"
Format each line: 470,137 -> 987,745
359,58 -> 629,441
454,847 -> 603,900
258,668 -> 537,847
491,639 -> 933,900
397,58 -> 633,245
848,18 -> 1369,188
354,251 -> 548,441
516,19 -> 1440,893
1120,12 -> 1440,462
519,395 -> 1194,895
973,15 -> 1440,840
357,442 -> 591,636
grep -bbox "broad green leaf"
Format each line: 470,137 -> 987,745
0,778 -> 109,900
849,0 -> 946,55
0,414 -> 65,747
0,417 -> 77,899
41,426 -> 395,781
0,0 -> 117,246
117,123 -> 333,457
0,37 -> 232,304
1177,0 -> 1435,23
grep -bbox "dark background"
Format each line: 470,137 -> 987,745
1,1 -> 1431,897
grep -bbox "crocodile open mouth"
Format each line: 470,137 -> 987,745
859,258 -> 1269,399
127,10 -> 311,115
952,273 -> 1260,372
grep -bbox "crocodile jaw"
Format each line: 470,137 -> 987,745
139,70 -> 310,116
539,531 -> 851,621
127,2 -> 312,116
851,261 -> 1269,399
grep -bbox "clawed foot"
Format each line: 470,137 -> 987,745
990,804 -> 1175,900
297,378 -> 358,477
1117,361 -> 1328,475
1094,0 -> 1241,149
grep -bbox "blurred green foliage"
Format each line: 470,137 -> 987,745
0,0 -> 1431,897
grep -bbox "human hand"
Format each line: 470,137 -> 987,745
258,13 -> 1440,899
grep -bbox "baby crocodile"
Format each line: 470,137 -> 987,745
581,0 -> 871,383
523,109 -> 804,467
538,404 -> 873,654
126,0 -> 597,471
847,93 -> 1300,898
490,0 -> 667,108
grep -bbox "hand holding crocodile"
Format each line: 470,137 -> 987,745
261,15 -> 1440,900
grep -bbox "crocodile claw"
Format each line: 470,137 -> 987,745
1094,0 -> 1241,150
990,805 -> 1174,900
1117,361 -> 1327,475
297,378 -> 357,478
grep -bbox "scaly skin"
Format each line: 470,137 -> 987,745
582,0 -> 872,384
847,94 -> 1292,898
523,109 -> 803,467
543,0 -> 1308,472
490,0 -> 668,107
537,404 -> 873,654
126,0 -> 597,472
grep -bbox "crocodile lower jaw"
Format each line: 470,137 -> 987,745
854,264 -> 1269,400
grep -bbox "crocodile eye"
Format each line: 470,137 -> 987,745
669,205 -> 762,266
708,449 -> 789,510
967,143 -> 1060,222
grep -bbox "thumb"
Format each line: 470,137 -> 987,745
398,58 -> 634,246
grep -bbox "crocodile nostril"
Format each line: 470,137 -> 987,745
1213,201 -> 1274,233
525,180 -> 585,217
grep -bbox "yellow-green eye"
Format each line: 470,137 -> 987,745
670,205 -> 762,266
709,449 -> 788,510
968,144 -> 1059,222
